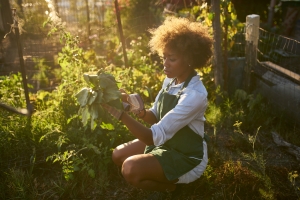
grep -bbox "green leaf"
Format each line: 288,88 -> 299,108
88,75 -> 99,87
90,104 -> 99,130
103,87 -> 121,103
97,104 -> 105,119
73,165 -> 80,171
81,106 -> 90,126
94,90 -> 104,103
108,98 -> 123,110
208,12 -> 214,21
75,87 -> 90,107
87,90 -> 98,105
98,73 -> 117,89
77,70 -> 122,127
83,74 -> 90,84
100,122 -> 115,130
88,169 -> 95,178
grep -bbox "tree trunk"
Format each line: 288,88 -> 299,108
211,0 -> 223,103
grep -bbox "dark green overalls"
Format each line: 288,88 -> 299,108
145,72 -> 205,181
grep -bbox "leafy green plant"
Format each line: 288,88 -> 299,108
75,70 -> 123,130
233,122 -> 275,199
205,102 -> 222,137
32,58 -> 51,89
3,168 -> 37,199
288,171 -> 300,199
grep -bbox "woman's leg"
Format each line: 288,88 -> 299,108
112,139 -> 146,166
122,154 -> 179,191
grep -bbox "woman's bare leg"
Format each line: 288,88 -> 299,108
122,154 -> 179,191
112,139 -> 146,166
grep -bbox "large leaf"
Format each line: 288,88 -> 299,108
98,73 -> 121,103
75,87 -> 90,107
103,86 -> 121,103
87,90 -> 98,105
83,74 -> 90,84
76,70 -> 121,129
98,73 -> 117,89
94,89 -> 104,104
90,103 -> 99,130
80,106 -> 90,126
89,75 -> 100,87
108,99 -> 123,110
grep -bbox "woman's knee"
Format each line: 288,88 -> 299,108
121,157 -> 140,186
112,140 -> 145,166
112,147 -> 124,166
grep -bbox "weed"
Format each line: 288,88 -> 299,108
288,171 -> 300,199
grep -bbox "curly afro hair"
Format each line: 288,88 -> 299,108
148,17 -> 213,69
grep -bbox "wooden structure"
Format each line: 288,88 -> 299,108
243,14 -> 300,124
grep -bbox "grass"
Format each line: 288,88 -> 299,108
2,118 -> 299,199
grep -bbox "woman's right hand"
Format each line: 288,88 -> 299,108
119,89 -> 145,114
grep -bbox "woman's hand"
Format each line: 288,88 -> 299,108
127,94 -> 145,114
119,89 -> 145,115
102,104 -> 123,120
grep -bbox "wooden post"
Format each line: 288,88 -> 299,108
12,8 -> 32,116
245,14 -> 260,91
114,0 -> 129,69
267,0 -> 276,28
211,0 -> 223,104
84,0 -> 91,44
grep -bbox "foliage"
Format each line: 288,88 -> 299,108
32,58 -> 51,88
75,70 -> 123,130
114,0 -> 163,37
1,1 -> 300,199
9,0 -> 49,36
169,0 -> 245,52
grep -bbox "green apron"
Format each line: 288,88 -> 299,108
145,71 -> 205,181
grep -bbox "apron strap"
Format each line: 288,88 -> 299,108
165,70 -> 197,93
177,70 -> 197,95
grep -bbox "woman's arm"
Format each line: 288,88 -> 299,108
120,89 -> 158,125
120,112 -> 154,146
136,109 -> 158,125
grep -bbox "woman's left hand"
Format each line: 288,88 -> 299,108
102,104 -> 123,120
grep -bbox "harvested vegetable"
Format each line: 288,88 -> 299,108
75,70 -> 122,130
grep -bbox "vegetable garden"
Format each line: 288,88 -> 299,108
0,0 -> 300,199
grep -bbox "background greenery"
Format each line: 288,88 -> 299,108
0,0 -> 299,199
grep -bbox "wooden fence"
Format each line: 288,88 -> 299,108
237,14 -> 300,125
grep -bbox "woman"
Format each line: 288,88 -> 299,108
104,16 -> 213,195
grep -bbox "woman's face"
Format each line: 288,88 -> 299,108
162,47 -> 192,84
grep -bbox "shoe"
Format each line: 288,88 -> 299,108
147,191 -> 168,200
